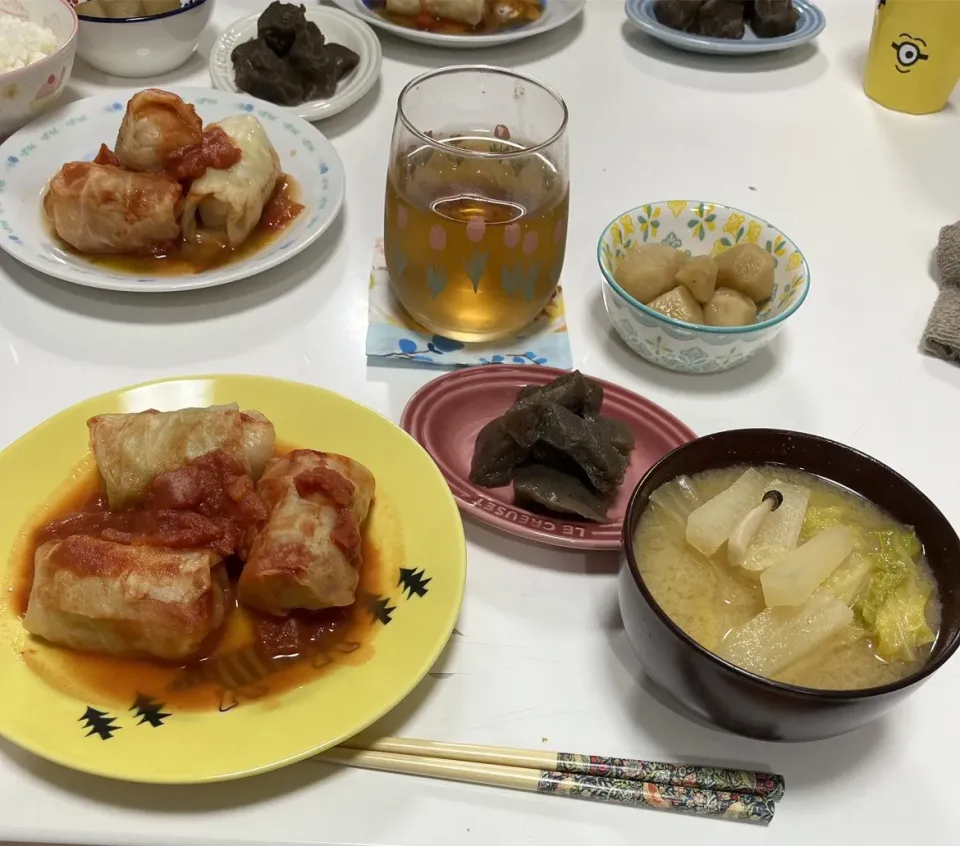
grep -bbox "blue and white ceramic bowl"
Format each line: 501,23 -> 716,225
598,201 -> 810,374
76,0 -> 213,78
624,0 -> 825,56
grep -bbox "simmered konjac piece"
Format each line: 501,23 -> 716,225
637,465 -> 942,689
469,372 -> 635,523
232,2 -> 362,107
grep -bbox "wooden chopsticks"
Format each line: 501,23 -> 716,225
318,737 -> 783,823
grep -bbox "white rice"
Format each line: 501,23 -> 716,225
0,16 -> 59,74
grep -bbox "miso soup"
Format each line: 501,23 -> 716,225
632,465 -> 942,691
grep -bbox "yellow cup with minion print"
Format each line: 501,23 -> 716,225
863,0 -> 960,114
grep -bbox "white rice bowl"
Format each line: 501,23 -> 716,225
0,16 -> 59,73
0,0 -> 78,140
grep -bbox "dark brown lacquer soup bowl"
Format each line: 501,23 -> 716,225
618,429 -> 960,742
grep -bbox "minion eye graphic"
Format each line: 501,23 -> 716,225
892,34 -> 929,73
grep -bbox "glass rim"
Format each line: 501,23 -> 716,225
396,64 -> 569,160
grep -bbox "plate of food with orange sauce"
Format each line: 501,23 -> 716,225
0,87 -> 345,292
330,0 -> 585,47
0,375 -> 466,782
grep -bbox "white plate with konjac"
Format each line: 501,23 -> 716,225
0,87 -> 345,293
329,0 -> 585,48
209,7 -> 382,121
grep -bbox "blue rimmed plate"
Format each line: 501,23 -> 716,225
624,0 -> 825,55
0,87 -> 345,293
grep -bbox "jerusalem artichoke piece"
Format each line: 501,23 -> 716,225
674,255 -> 718,304
647,285 -> 705,325
761,525 -> 854,607
704,287 -> 758,327
613,243 -> 688,304
719,592 -> 855,677
686,468 -> 766,556
715,244 -> 775,304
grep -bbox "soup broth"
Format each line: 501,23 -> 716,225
633,465 -> 941,691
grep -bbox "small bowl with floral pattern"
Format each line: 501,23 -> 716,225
597,201 -> 810,374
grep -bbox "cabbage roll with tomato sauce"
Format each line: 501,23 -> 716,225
115,88 -> 203,173
23,536 -> 227,661
44,163 -> 183,255
239,450 -> 375,617
88,404 -> 276,508
181,115 -> 280,248
386,0 -> 483,25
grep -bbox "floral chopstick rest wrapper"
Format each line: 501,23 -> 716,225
365,240 -> 573,368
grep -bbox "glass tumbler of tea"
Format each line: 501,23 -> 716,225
384,65 -> 570,343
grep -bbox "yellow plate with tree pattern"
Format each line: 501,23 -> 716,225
0,375 -> 465,783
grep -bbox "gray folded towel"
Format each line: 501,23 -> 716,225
922,222 -> 960,363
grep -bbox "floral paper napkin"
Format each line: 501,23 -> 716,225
365,239 -> 573,368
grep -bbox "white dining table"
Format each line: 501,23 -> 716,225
0,0 -> 957,844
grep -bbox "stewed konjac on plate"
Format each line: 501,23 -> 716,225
43,89 -> 304,274
470,372 -> 636,523
232,3 -> 361,107
633,466 -> 941,690
14,405 -> 382,710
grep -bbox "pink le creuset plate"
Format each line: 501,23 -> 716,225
400,365 -> 697,550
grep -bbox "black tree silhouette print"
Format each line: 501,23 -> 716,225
398,567 -> 431,599
365,593 -> 396,625
130,694 -> 170,727
79,707 -> 120,740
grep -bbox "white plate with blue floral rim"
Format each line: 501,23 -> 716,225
624,0 -> 825,55
0,87 -> 345,293
329,0 -> 585,48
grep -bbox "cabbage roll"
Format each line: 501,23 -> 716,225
115,89 -> 203,174
88,404 -> 276,508
426,0 -> 484,25
239,450 -> 375,617
181,115 -> 280,248
43,163 -> 183,255
23,536 -> 227,661
385,0 -> 483,25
